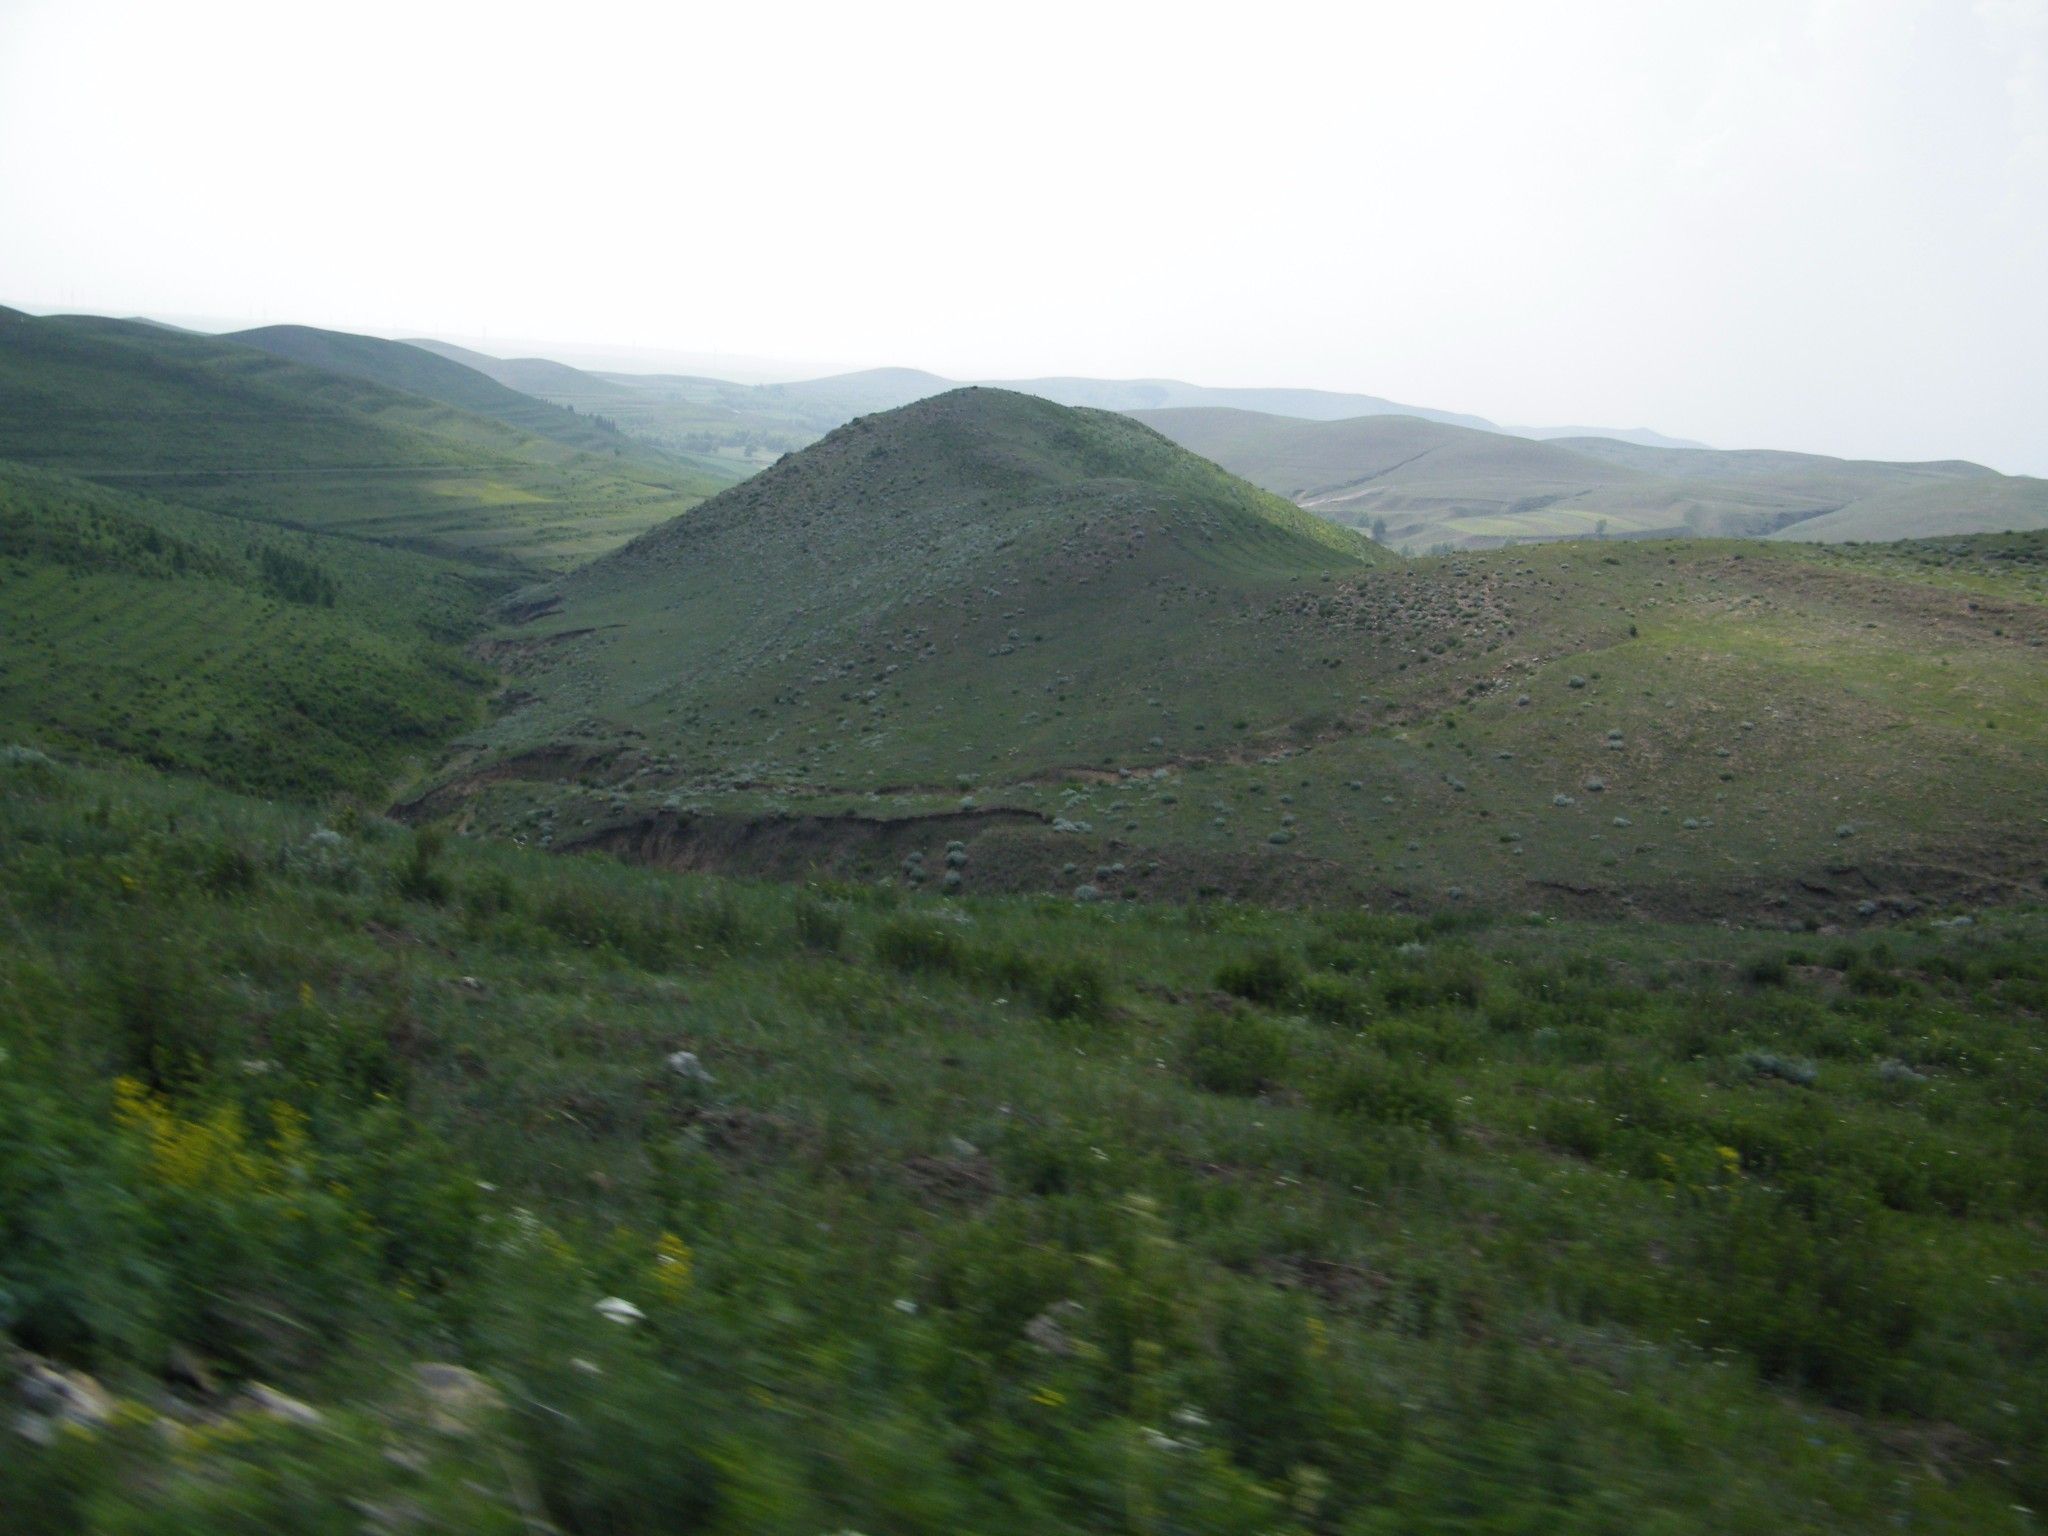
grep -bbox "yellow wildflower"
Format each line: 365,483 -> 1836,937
654,1232 -> 693,1299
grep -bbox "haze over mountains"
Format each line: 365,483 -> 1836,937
402,332 -> 2048,550
1132,408 -> 2048,552
407,332 -> 1709,466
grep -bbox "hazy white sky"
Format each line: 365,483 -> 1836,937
2,0 -> 2043,472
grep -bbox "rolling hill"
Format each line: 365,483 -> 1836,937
0,310 -> 726,570
424,388 -> 2048,919
1132,407 -> 2048,551
229,324 -> 661,461
0,458 -> 496,796
7,328 -> 2048,1536
410,337 -> 1726,475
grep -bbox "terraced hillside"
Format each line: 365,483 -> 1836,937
0,309 -> 721,570
1133,407 -> 2047,552
428,390 -> 2048,919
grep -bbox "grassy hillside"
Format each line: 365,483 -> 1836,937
405,337 -> 648,403
0,311 -> 722,570
427,391 -> 2047,919
0,460 -> 497,797
5,750 -> 2046,1533
413,343 -> 1536,470
229,325 -> 668,462
1770,476 -> 2048,542
1136,407 -> 2045,551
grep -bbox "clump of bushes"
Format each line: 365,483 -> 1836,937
1315,1057 -> 1458,1138
793,896 -> 847,953
1215,947 -> 1301,1006
394,827 -> 452,906
874,919 -> 968,976
1181,1009 -> 1286,1095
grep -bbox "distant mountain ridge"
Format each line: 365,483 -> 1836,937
1130,406 -> 2048,550
407,337 -> 1718,466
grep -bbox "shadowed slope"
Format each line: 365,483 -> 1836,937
0,310 -> 722,569
230,324 -> 668,462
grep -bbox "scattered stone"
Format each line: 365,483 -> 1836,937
11,1355 -> 115,1444
666,1050 -> 715,1084
595,1297 -> 645,1325
242,1382 -> 324,1427
1742,1050 -> 1817,1087
1024,1301 -> 1084,1357
412,1363 -> 504,1436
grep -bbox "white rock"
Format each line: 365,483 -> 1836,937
666,1050 -> 714,1083
242,1382 -> 324,1427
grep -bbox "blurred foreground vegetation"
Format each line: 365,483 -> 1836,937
2,750 -> 2045,1533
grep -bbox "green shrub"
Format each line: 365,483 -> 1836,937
1742,953 -> 1790,987
1215,947 -> 1300,1006
873,918 -> 967,976
793,896 -> 846,953
1041,957 -> 1111,1022
102,928 -> 214,1090
394,827 -> 452,905
1181,1009 -> 1287,1095
1679,1177 -> 1920,1409
1298,972 -> 1367,1025
1315,1058 -> 1458,1137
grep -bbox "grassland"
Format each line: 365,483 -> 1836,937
0,309 -> 725,572
1132,407 -> 2047,553
0,460 -> 501,798
440,392 -> 2048,921
226,326 -> 666,463
5,749 -> 2047,1533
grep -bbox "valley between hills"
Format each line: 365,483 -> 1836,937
3,306 -> 2047,1535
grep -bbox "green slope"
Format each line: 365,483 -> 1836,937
429,390 -> 2048,918
404,335 -> 646,402
0,459 -> 496,797
1769,475 -> 2048,542
447,386 -> 1377,781
7,753 -> 2047,1533
0,310 -> 722,570
229,324 -> 669,462
1136,407 -> 2042,552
